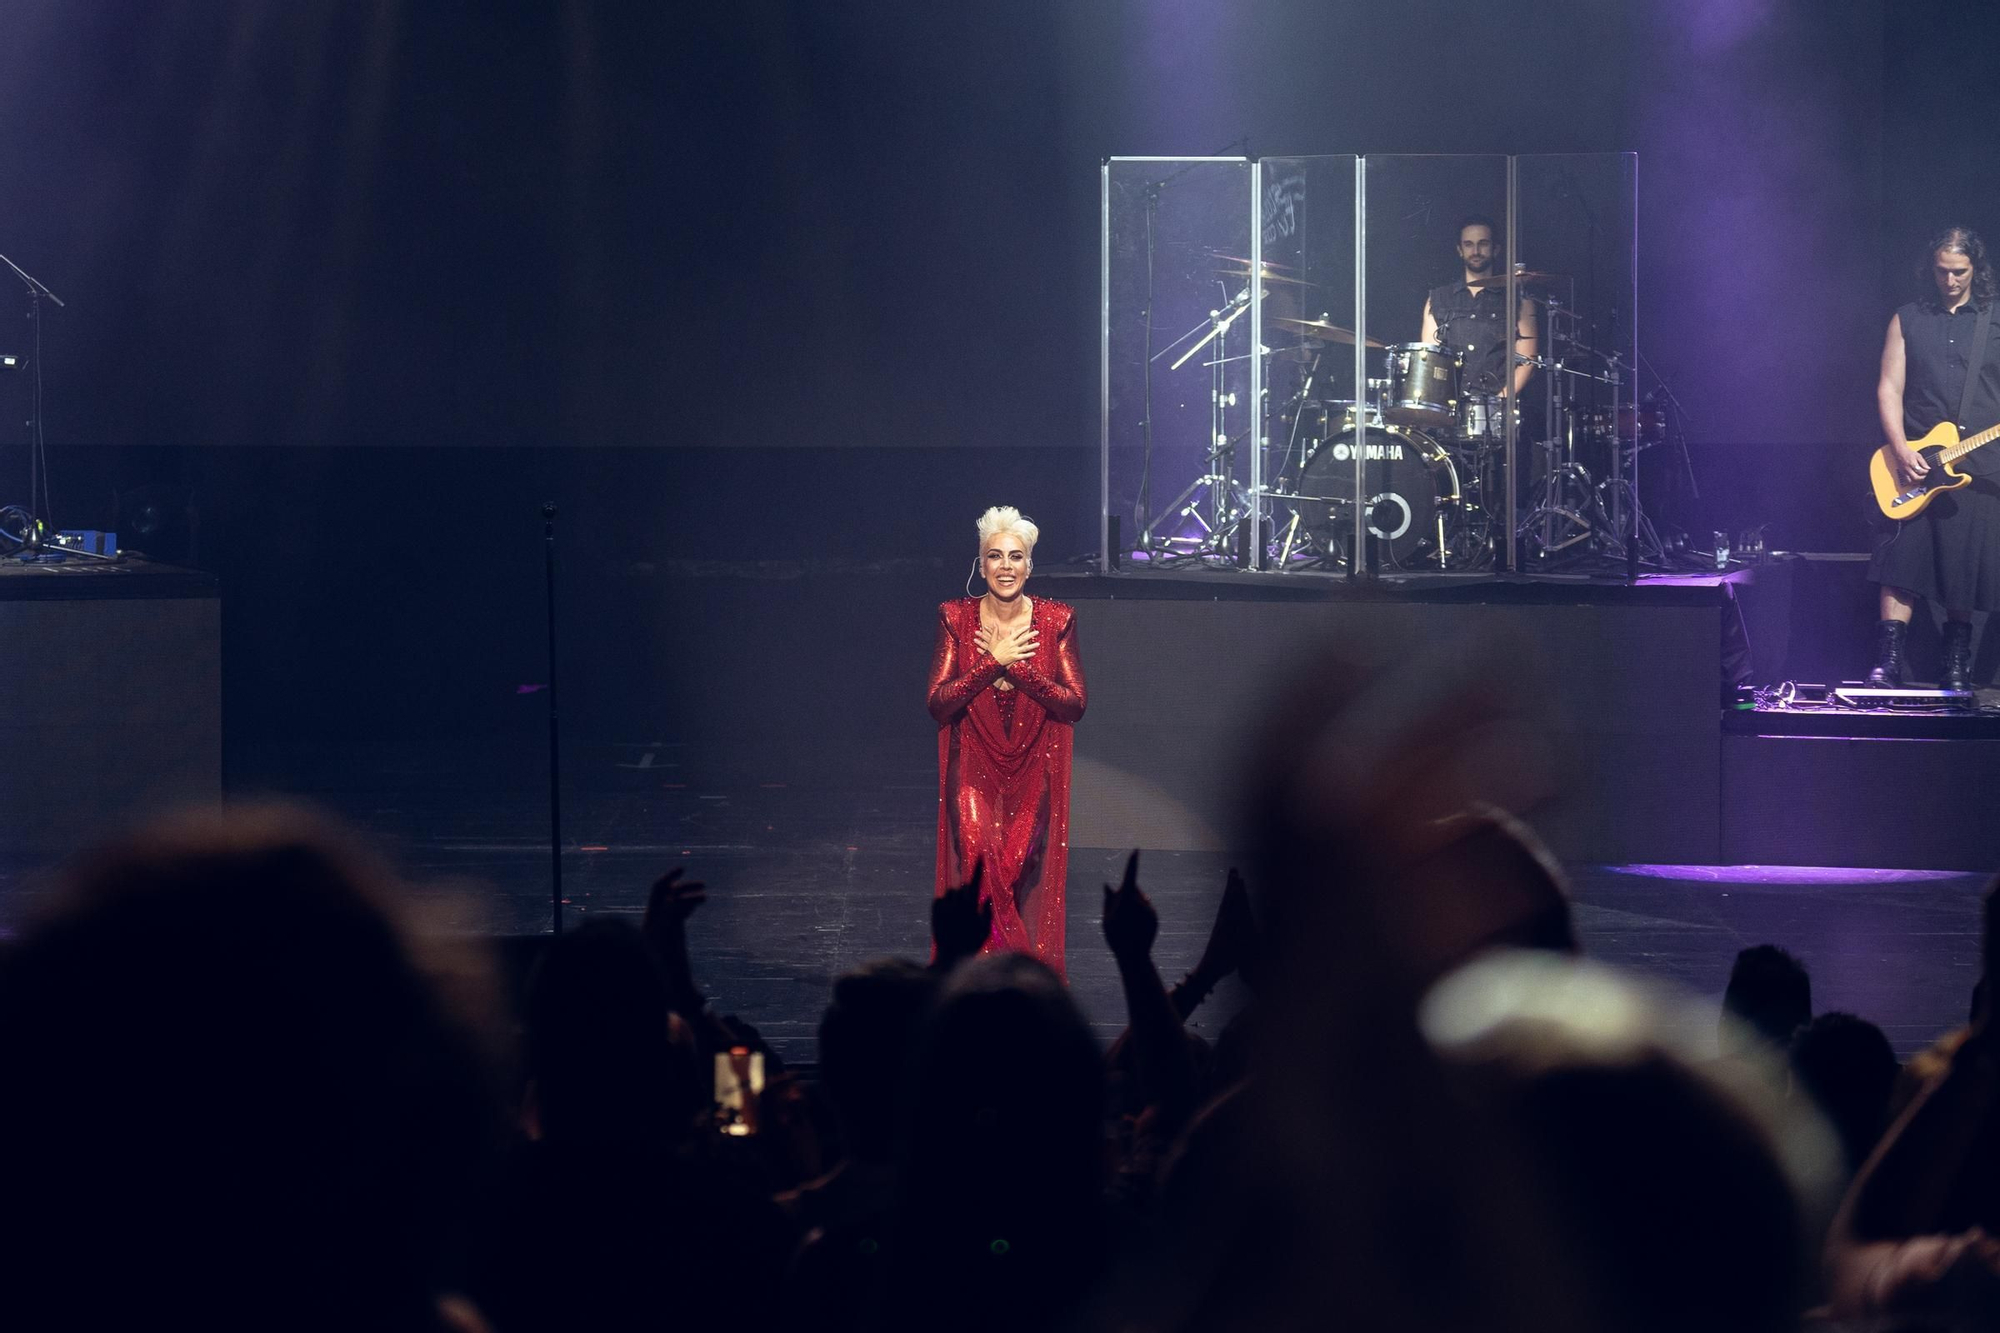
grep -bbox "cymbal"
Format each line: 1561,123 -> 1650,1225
1207,252 -> 1298,272
1209,254 -> 1320,288
1271,315 -> 1386,349
1467,267 -> 1569,289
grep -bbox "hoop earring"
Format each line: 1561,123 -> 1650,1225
966,560 -> 982,598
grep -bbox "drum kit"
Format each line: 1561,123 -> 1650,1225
1143,253 -> 1667,574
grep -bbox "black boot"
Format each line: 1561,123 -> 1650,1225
1942,619 -> 1974,691
1866,619 -> 1907,687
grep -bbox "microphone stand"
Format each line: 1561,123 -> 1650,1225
542,502 -> 565,935
0,251 -> 65,534
1638,348 -> 1701,504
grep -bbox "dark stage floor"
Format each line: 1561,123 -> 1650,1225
0,741 -> 1982,1066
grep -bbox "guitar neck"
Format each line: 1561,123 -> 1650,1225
1944,422 -> 2000,463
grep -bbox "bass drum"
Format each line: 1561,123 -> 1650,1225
1293,424 -> 1462,569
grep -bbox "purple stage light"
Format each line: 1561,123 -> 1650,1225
1606,863 -> 1967,886
1682,0 -> 1775,53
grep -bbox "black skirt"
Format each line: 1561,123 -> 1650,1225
1869,474 -> 2000,610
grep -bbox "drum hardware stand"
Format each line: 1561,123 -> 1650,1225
1598,471 -> 1669,565
1520,341 -> 1640,566
1124,140 -> 1256,563
1140,285 -> 1256,557
1635,349 -> 1703,563
1275,508 -> 1304,565
1520,354 -> 1598,559
1269,349 -> 1323,495
1260,350 -> 1327,570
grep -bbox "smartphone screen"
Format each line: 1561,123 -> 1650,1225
713,1047 -> 765,1136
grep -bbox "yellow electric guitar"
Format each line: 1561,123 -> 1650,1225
1871,419 -> 2000,520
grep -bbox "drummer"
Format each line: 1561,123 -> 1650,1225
1419,214 -> 1538,397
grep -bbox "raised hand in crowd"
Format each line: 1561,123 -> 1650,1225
1102,849 -> 1158,963
1103,850 -> 1200,1129
1172,866 -> 1256,1020
931,858 -> 992,972
644,864 -> 708,1017
1843,1226 -> 2000,1321
642,863 -> 776,1075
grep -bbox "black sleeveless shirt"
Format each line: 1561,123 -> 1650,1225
1899,298 -> 2000,475
1427,282 -> 1525,393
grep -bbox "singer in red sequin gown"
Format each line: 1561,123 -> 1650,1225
927,593 -> 1086,977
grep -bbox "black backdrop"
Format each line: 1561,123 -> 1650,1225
0,0 -> 1992,775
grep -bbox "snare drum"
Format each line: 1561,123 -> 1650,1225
1458,392 -> 1518,443
1383,343 -> 1459,427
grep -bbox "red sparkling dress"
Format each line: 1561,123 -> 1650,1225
927,596 -> 1086,978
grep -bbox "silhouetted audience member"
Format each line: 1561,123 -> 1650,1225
0,804 -> 502,1332
778,960 -> 937,1332
523,918 -> 705,1150
1791,1012 -> 1901,1175
888,952 -> 1109,1332
1428,955 -> 1820,1333
1411,803 -> 1579,960
468,918 -> 794,1333
779,958 -> 936,1236
1825,876 -> 2000,1323
1724,944 -> 1814,1056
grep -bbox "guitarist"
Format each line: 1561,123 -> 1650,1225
1868,227 -> 2000,689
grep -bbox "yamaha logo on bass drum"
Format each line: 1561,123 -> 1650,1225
1326,440 -> 1405,462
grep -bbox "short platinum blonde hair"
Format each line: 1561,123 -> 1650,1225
975,505 -> 1039,555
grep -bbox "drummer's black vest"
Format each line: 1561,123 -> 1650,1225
1427,281 -> 1511,393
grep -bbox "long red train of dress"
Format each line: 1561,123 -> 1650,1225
927,595 -> 1086,978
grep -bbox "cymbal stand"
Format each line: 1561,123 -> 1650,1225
1521,351 -> 1617,561
1597,466 -> 1669,566
1594,364 -> 1673,571
1139,285 -> 1254,558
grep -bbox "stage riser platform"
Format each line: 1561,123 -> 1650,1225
0,590 -> 221,856
1721,734 -> 2000,872
1069,593 -> 1726,865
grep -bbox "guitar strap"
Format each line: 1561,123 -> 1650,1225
1958,299 -> 1994,428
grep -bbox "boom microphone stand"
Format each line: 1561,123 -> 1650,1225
0,250 -> 65,532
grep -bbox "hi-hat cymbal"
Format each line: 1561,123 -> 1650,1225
1271,315 -> 1386,349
